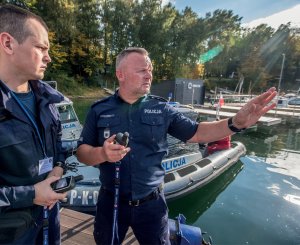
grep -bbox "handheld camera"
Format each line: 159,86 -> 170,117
51,175 -> 84,193
114,132 -> 129,147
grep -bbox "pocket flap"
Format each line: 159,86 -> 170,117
97,116 -> 121,127
141,115 -> 164,125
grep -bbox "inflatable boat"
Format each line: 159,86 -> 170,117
61,140 -> 246,212
164,141 -> 246,200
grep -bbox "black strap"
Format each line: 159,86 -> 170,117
101,187 -> 161,207
43,207 -> 49,245
111,161 -> 121,245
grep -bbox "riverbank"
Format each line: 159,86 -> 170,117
63,86 -> 109,99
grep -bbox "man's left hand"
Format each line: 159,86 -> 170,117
233,87 -> 277,129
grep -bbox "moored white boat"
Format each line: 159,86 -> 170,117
55,98 -> 83,153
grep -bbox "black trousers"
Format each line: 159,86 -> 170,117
94,189 -> 170,245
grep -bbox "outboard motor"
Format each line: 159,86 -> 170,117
169,214 -> 212,245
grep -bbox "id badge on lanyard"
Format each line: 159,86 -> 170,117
39,157 -> 53,175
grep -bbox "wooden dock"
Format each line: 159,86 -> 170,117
60,208 -> 138,245
214,105 -> 300,120
194,108 -> 282,126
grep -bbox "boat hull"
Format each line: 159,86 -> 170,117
164,141 -> 246,200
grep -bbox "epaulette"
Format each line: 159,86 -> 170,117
91,96 -> 111,108
148,94 -> 168,102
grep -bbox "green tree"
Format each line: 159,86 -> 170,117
71,0 -> 102,84
34,0 -> 76,44
203,9 -> 242,79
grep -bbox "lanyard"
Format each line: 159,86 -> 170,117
43,207 -> 49,245
10,91 -> 47,157
111,161 -> 121,245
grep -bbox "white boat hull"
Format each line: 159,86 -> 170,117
164,141 -> 246,200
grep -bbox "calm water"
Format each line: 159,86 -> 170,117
73,98 -> 300,245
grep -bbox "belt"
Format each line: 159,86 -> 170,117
101,186 -> 162,207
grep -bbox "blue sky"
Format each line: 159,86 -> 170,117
171,0 -> 300,23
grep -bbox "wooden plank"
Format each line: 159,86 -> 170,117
60,208 -> 138,245
221,105 -> 300,119
60,208 -> 95,245
194,108 -> 282,126
123,230 -> 139,245
202,104 -> 300,119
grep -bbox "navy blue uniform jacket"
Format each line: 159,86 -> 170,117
0,80 -> 65,215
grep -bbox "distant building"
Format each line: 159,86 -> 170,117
151,78 -> 205,105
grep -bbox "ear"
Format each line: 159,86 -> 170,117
0,32 -> 15,54
116,69 -> 124,82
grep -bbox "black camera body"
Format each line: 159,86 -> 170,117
51,175 -> 83,193
114,132 -> 129,147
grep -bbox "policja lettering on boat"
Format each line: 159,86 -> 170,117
162,157 -> 187,171
62,122 -> 76,129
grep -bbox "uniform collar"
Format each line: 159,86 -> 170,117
114,89 -> 147,105
29,80 -> 64,104
0,80 -> 64,112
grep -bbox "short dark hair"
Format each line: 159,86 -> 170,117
116,47 -> 149,69
0,4 -> 48,44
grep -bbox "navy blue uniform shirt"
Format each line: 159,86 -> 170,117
78,91 -> 198,200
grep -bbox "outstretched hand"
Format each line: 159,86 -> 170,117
233,87 -> 277,129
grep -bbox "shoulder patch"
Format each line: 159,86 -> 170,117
148,94 -> 168,102
91,96 -> 111,108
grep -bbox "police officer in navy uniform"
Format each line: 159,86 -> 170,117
0,4 -> 67,244
77,47 -> 277,245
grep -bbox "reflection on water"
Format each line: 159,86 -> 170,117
284,194 -> 300,206
168,161 -> 244,223
72,98 -> 300,245
234,155 -> 300,245
265,150 -> 300,180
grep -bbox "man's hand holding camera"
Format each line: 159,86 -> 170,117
102,134 -> 131,163
33,176 -> 67,209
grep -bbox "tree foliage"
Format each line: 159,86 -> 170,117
2,0 -> 300,92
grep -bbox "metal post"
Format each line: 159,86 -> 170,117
192,87 -> 194,107
278,53 -> 286,95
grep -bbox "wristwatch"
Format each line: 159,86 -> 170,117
54,161 -> 67,175
227,117 -> 246,133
